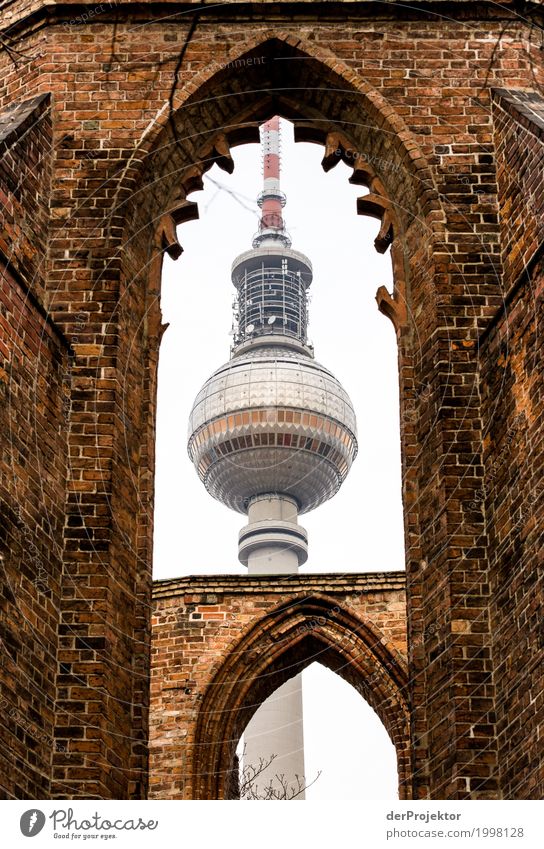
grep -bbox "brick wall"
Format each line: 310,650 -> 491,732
0,262 -> 68,798
0,93 -> 52,301
0,88 -> 69,799
482,252 -> 544,799
481,216 -> 543,801
479,92 -> 544,800
492,89 -> 544,291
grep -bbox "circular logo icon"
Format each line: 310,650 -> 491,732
20,809 -> 46,837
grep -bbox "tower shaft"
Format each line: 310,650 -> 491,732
242,494 -> 305,800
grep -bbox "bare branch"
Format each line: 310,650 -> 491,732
0,34 -> 37,68
239,744 -> 321,800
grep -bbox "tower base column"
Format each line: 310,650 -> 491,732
239,493 -> 307,797
242,675 -> 305,799
238,494 -> 308,572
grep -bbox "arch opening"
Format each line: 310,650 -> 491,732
124,34 -> 443,358
129,35 -> 442,235
146,35 -> 429,802
140,34 -> 442,590
190,596 -> 410,800
238,661 -> 399,800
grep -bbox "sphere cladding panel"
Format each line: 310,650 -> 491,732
201,447 -> 344,514
188,350 -> 357,438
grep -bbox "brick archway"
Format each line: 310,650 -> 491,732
141,46 -> 422,802
149,573 -> 409,799
138,43 -> 431,802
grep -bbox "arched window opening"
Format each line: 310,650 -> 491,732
153,118 -> 406,800
237,663 -> 398,800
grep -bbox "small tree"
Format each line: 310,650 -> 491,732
239,747 -> 321,800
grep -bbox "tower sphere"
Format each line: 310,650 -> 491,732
187,339 -> 357,515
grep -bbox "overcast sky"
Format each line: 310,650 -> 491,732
153,119 -> 404,799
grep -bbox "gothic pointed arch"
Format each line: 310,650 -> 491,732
189,593 -> 410,799
123,32 -> 445,256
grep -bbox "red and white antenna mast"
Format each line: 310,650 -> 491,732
254,116 -> 291,248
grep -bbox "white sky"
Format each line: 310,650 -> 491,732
153,119 -> 404,799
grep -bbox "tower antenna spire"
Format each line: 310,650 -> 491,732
254,116 -> 290,248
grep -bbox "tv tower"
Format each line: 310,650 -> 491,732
187,117 -> 358,797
